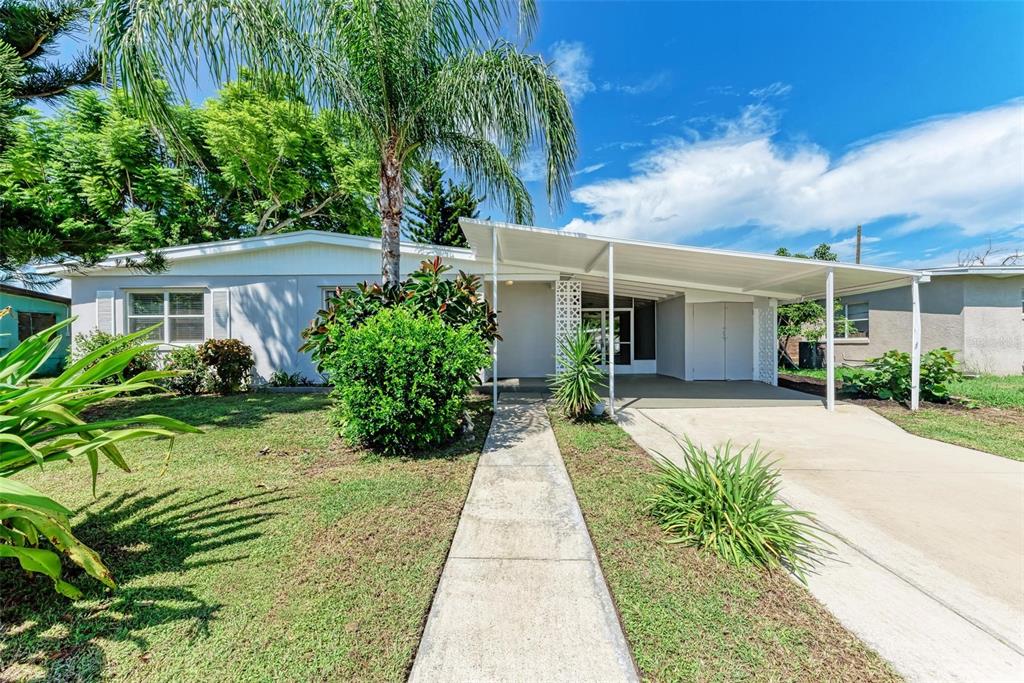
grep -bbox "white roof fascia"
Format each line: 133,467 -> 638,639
36,229 -> 478,276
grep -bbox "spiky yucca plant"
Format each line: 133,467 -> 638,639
1,312 -> 199,597
647,439 -> 826,580
549,327 -> 605,419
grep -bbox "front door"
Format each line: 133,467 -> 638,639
581,309 -> 632,366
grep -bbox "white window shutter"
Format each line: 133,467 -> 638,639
96,290 -> 115,333
211,288 -> 231,339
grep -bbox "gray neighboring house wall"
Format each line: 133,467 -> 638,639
836,267 -> 1024,375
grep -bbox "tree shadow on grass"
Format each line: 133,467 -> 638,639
0,487 -> 289,682
85,391 -> 331,431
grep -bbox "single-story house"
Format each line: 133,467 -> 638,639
834,265 -> 1024,375
36,220 -> 929,410
0,283 -> 72,374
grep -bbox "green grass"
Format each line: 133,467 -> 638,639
549,411 -> 898,682
2,392 -> 491,682
778,367 -> 827,379
948,374 -> 1024,409
870,403 -> 1024,461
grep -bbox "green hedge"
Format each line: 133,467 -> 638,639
324,307 -> 488,454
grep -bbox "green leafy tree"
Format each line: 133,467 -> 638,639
406,160 -> 480,247
0,0 -> 100,142
200,76 -> 379,236
775,243 -> 848,367
95,0 -> 577,285
0,88 -> 226,278
774,243 -> 838,261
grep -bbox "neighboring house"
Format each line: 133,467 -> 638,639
0,283 -> 72,375
36,222 -> 921,401
835,266 -> 1024,375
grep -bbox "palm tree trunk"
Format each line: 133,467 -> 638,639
379,148 -> 403,285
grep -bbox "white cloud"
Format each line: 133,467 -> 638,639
600,71 -> 669,95
647,115 -> 676,127
573,162 -> 606,176
549,41 -> 593,103
750,81 -> 792,99
566,100 -> 1024,243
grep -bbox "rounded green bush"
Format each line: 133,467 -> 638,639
325,307 -> 489,454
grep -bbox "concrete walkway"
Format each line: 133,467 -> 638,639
619,404 -> 1024,683
410,399 -> 637,682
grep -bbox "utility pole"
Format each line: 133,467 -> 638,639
855,224 -> 863,264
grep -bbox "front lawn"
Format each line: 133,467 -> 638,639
779,367 -> 1024,460
949,374 -> 1024,409
1,392 -> 491,682
868,401 -> 1024,461
549,412 -> 898,682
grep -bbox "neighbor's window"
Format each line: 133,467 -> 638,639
127,291 -> 205,343
842,302 -> 869,338
17,311 -> 57,341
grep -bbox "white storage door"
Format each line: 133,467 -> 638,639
690,303 -> 725,380
724,303 -> 754,380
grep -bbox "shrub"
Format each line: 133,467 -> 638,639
267,369 -> 313,387
68,329 -> 157,383
198,338 -> 255,393
647,440 -> 824,580
300,257 -> 498,371
849,347 -> 961,403
549,327 -> 605,419
325,307 -> 488,454
163,345 -> 208,395
1,313 -> 199,597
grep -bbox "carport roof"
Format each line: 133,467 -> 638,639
461,219 -> 922,301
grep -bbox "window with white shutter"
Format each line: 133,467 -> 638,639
95,290 -> 115,333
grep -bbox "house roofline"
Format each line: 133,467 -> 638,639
34,230 -> 477,276
0,283 -> 71,305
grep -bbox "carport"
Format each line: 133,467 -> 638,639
461,220 -> 926,413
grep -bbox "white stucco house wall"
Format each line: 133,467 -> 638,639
835,266 -> 1024,375
38,220 -> 931,409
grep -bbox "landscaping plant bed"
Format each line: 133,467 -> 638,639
1,393 -> 492,681
548,410 -> 899,682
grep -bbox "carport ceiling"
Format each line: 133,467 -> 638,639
462,219 -> 920,301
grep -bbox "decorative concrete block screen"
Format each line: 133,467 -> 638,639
754,301 -> 778,385
554,280 -> 582,372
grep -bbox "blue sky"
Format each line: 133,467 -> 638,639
43,1 -> 1024,268
515,0 -> 1024,267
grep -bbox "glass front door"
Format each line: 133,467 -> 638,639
581,309 -> 631,366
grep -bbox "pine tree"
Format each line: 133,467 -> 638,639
405,160 -> 481,248
0,0 -> 99,143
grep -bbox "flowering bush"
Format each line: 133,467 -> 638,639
197,338 -> 255,393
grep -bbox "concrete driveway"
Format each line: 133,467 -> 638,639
619,402 -> 1024,683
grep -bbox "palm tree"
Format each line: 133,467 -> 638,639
94,0 -> 576,284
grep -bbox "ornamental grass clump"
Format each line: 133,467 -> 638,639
647,439 -> 826,580
549,327 -> 605,419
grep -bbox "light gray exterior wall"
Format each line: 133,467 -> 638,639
836,275 -> 1023,375
492,281 -> 556,378
655,294 -> 685,379
70,273 -> 344,381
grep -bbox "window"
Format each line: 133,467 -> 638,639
17,312 -> 57,341
321,286 -> 354,307
842,302 -> 869,338
127,291 -> 205,343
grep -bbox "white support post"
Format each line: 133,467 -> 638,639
911,276 -> 921,411
492,227 -> 499,411
825,269 -> 835,412
607,243 -> 615,417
